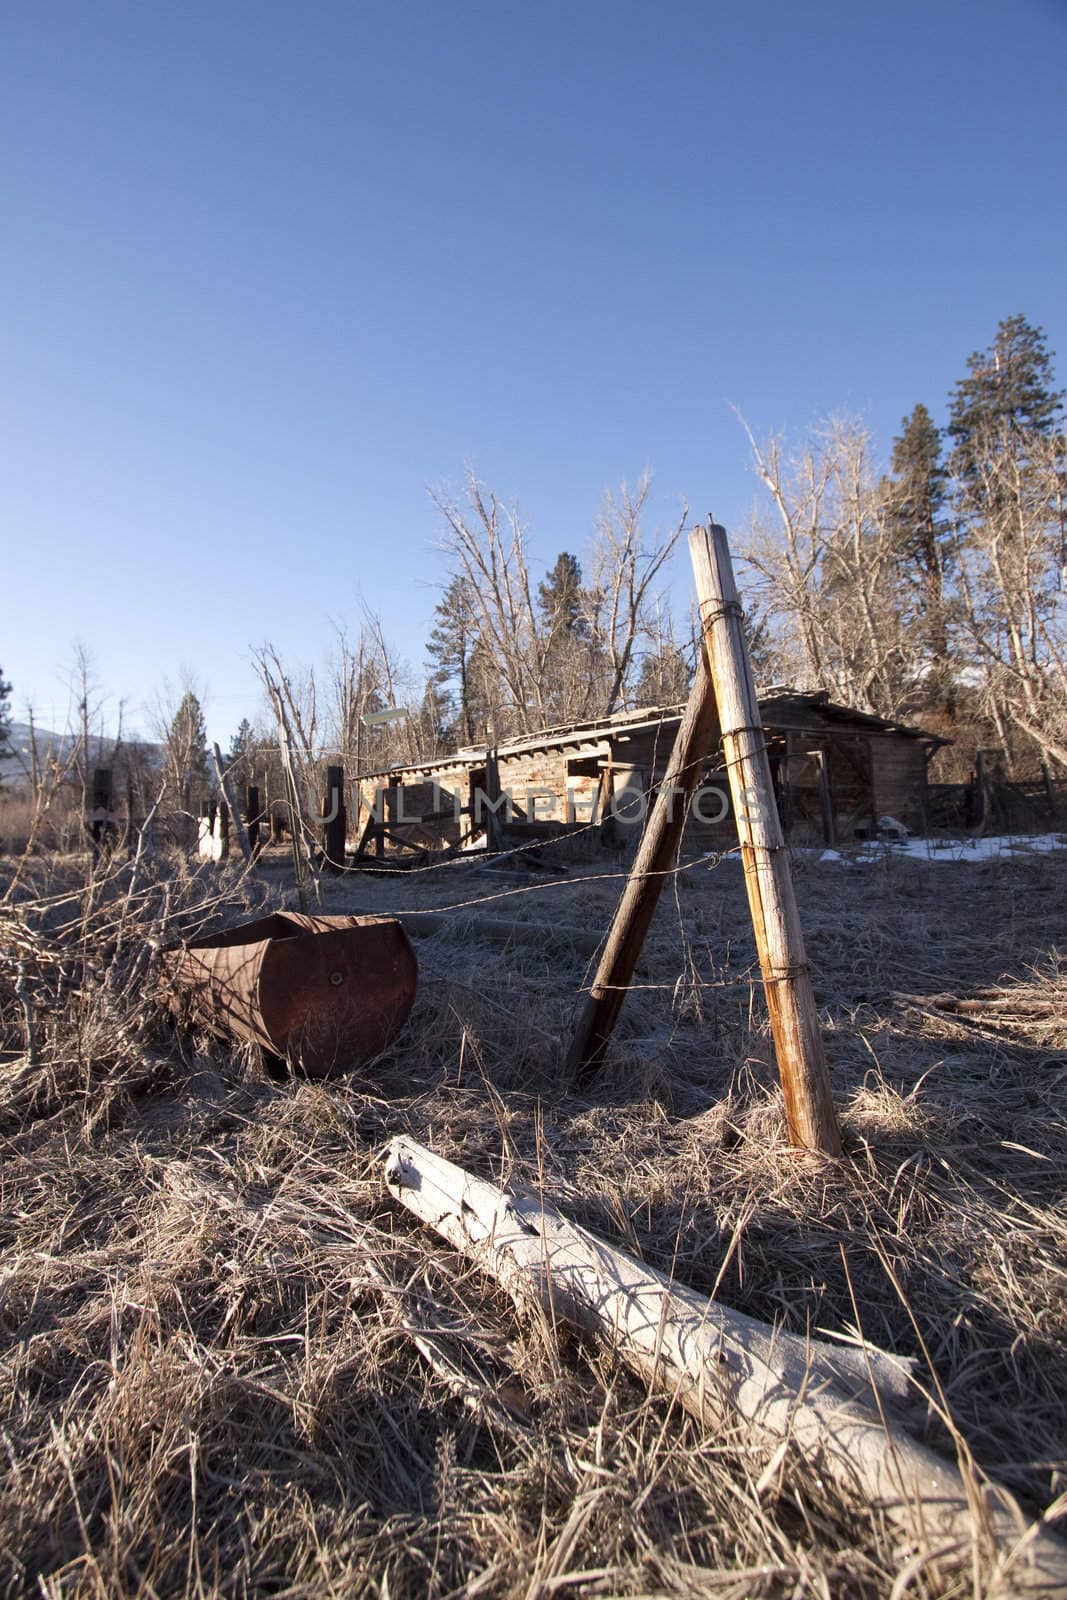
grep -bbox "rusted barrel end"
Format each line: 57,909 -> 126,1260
160,912 -> 418,1077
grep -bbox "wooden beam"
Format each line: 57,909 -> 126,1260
815,747 -> 835,846
780,735 -> 795,835
976,749 -> 993,834
351,793 -> 379,861
1042,761 -> 1059,821
245,783 -> 262,859
87,767 -> 114,858
691,522 -> 841,1155
210,743 -> 252,862
484,747 -> 504,853
565,648 -> 720,1080
384,1137 -> 1067,1600
322,761 -> 346,874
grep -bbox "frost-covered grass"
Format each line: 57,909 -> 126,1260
2,843 -> 1066,1597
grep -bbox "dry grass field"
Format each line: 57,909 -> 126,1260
2,840 -> 1066,1598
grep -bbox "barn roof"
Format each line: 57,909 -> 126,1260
359,691 -> 947,783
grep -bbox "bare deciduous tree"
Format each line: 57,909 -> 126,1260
953,430 -> 1067,772
432,468 -> 688,734
432,472 -> 549,736
583,472 -> 687,714
740,418 -> 913,718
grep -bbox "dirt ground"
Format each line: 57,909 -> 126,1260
1,840 -> 1065,1598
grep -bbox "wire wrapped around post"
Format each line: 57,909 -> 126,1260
690,521 -> 841,1155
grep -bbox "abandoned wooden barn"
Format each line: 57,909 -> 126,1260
355,691 -> 946,860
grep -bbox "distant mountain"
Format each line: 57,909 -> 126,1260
1,722 -> 163,788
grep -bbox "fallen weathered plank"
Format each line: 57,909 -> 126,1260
384,1136 -> 1067,1599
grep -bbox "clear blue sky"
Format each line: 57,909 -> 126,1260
3,0 -> 1065,742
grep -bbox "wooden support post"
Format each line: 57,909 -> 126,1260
1042,761 -> 1058,822
594,763 -> 611,831
375,788 -> 387,859
781,734 -> 796,835
691,522 -> 841,1154
976,749 -> 993,834
210,743 -> 252,862
915,759 -> 930,837
484,748 -> 504,852
124,771 -> 139,857
815,748 -> 835,847
245,784 -> 262,858
867,734 -> 879,831
565,649 -> 720,1080
322,761 -> 346,873
88,768 -> 113,857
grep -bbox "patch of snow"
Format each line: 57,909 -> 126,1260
849,833 -> 1067,865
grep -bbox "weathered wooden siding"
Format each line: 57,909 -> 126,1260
355,701 -> 935,853
870,736 -> 928,827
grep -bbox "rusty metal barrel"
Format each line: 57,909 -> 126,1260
160,912 -> 417,1077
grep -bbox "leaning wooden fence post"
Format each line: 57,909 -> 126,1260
565,647 -> 721,1080
210,743 -> 252,863
691,522 -> 841,1154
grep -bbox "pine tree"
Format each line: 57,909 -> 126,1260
946,318 -> 1067,771
166,691 -> 210,811
226,717 -> 254,767
948,315 -> 1064,486
411,678 -> 452,761
427,577 -> 483,746
537,552 -> 595,723
537,552 -> 584,641
634,643 -> 691,707
884,403 -> 952,673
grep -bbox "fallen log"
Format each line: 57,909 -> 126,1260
384,1136 -> 1067,1598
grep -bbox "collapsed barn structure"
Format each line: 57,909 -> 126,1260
354,690 -> 946,861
